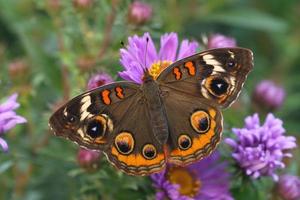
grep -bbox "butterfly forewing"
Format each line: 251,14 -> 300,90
157,47 -> 253,108
49,82 -> 140,151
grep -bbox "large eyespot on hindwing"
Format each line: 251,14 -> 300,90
178,135 -> 192,150
190,110 -> 210,133
142,144 -> 157,160
85,114 -> 113,143
114,132 -> 135,155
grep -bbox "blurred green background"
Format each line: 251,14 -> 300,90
0,0 -> 300,199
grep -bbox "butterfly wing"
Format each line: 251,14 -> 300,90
49,81 -> 165,175
157,47 -> 252,165
161,88 -> 223,165
157,47 -> 253,108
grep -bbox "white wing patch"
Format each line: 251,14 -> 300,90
80,95 -> 93,121
203,54 -> 225,74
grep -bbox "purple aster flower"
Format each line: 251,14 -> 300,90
253,80 -> 285,111
151,152 -> 233,200
207,34 -> 236,49
87,72 -> 114,90
119,32 -> 199,84
277,174 -> 300,200
0,93 -> 27,152
225,113 -> 296,181
128,1 -> 153,25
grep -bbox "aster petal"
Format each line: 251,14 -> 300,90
272,174 -> 279,182
119,32 -> 158,83
118,61 -> 145,84
0,93 -> 19,112
177,40 -> 199,60
0,137 -> 8,152
155,191 -> 165,200
225,138 -> 237,149
158,33 -> 178,62
245,113 -> 260,129
2,116 -> 27,132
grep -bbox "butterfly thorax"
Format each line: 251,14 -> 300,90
142,71 -> 169,144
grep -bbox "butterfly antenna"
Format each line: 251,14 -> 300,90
143,37 -> 149,73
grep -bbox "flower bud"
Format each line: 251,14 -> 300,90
8,59 -> 28,78
87,72 -> 114,90
278,175 -> 300,200
207,34 -> 236,49
253,80 -> 285,111
77,148 -> 101,171
128,1 -> 152,25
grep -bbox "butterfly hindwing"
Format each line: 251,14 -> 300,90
105,100 -> 166,176
160,86 -> 223,165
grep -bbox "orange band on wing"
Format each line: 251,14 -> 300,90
184,61 -> 196,76
111,147 -> 165,167
101,89 -> 111,105
170,109 -> 219,159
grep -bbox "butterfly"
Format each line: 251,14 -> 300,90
49,47 -> 253,176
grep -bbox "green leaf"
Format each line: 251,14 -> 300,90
202,9 -> 288,32
0,160 -> 13,174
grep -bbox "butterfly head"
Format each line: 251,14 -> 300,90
49,95 -> 112,150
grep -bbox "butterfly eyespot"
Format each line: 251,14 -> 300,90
209,78 -> 229,96
142,144 -> 157,159
86,118 -> 105,139
178,135 -> 192,150
115,132 -> 134,155
227,58 -> 236,68
190,110 -> 210,133
64,114 -> 78,124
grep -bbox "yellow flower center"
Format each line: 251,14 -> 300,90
167,166 -> 201,197
148,60 -> 172,79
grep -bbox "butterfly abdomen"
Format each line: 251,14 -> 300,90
142,78 -> 169,144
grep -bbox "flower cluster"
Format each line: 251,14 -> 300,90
0,93 -> 26,152
151,152 -> 233,200
226,113 -> 296,181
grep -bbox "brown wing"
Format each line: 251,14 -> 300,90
160,86 -> 223,165
157,47 -> 253,108
104,98 -> 166,176
49,81 -> 165,176
156,48 -> 252,165
49,81 -> 140,151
